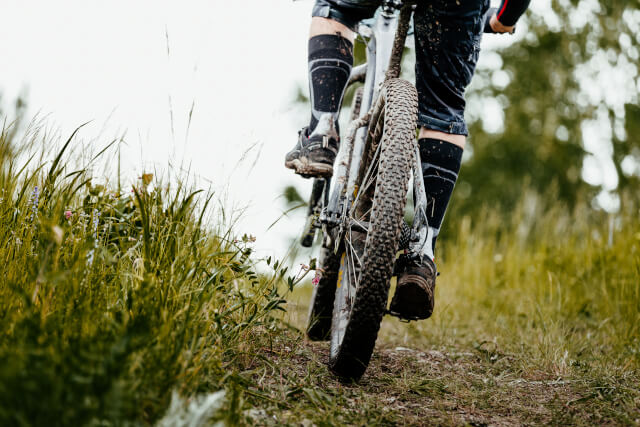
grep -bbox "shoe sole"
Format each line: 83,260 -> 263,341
388,275 -> 433,321
285,158 -> 333,178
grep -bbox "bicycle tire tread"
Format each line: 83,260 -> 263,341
329,78 -> 418,379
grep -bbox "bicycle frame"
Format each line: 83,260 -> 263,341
321,1 -> 431,261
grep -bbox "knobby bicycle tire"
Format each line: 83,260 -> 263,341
306,86 -> 365,341
329,78 -> 418,379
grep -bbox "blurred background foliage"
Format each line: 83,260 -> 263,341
286,0 -> 640,248
458,0 -> 640,219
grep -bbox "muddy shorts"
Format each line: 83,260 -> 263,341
312,0 -> 490,135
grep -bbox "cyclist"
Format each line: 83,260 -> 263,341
285,0 -> 530,320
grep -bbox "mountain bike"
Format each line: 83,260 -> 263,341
300,1 -> 498,380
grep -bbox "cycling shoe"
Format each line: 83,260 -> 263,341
389,255 -> 437,321
285,115 -> 339,178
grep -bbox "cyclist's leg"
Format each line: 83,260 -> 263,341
414,0 -> 490,258
390,0 -> 490,320
310,17 -> 354,42
306,1 -> 379,133
285,0 -> 379,177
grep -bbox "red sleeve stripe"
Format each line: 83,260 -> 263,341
497,0 -> 509,20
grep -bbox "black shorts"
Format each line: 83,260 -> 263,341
312,0 -> 490,136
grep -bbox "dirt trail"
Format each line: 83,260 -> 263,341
271,297 -> 639,425
361,346 -> 582,426
353,346 -> 571,424
252,336 -> 633,426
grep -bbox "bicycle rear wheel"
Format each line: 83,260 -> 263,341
306,86 -> 365,341
329,79 -> 418,379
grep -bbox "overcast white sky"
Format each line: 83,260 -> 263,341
0,0 -> 631,260
1,0 -> 317,259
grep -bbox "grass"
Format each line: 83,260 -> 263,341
1,118 -> 639,426
282,194 -> 640,425
0,122 -> 292,425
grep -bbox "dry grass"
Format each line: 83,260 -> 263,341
276,192 -> 640,425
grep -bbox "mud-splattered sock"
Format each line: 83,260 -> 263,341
419,138 -> 463,259
308,34 -> 353,135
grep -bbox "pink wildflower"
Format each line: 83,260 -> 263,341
312,275 -> 320,286
64,210 -> 73,220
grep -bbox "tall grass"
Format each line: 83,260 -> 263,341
0,122 -> 289,425
2,116 -> 638,425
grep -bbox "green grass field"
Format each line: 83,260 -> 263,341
1,123 -> 638,426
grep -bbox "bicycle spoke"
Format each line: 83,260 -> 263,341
353,203 -> 373,224
346,235 -> 357,291
358,164 -> 378,203
355,149 -> 380,205
350,217 -> 369,233
345,227 -> 364,306
346,229 -> 363,270
351,142 -> 382,217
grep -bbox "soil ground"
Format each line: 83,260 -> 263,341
242,292 -> 640,426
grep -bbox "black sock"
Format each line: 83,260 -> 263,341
308,34 -> 353,135
419,138 -> 463,258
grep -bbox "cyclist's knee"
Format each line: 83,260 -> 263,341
310,17 -> 355,42
419,128 -> 466,149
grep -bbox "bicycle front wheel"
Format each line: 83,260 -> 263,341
329,79 -> 418,379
